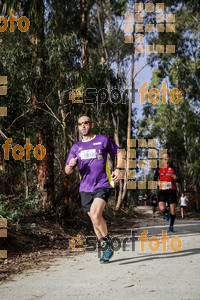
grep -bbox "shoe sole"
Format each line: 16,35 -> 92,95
100,260 -> 110,264
100,249 -> 114,264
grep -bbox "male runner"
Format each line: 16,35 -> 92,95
65,116 -> 120,263
154,151 -> 180,232
138,195 -> 143,206
151,193 -> 158,218
143,194 -> 147,207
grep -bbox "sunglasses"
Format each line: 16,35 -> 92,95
78,121 -> 91,126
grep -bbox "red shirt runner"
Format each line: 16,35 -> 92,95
154,164 -> 180,190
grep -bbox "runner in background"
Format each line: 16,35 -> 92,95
179,193 -> 189,218
138,195 -> 143,206
154,151 -> 180,232
151,193 -> 158,218
143,194 -> 147,207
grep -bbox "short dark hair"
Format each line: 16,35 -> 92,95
167,150 -> 170,157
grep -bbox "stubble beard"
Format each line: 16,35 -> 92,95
81,126 -> 92,136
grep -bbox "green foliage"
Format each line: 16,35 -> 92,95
0,0 -> 131,215
135,1 -> 200,209
0,192 -> 40,226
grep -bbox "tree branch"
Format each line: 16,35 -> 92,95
133,62 -> 149,80
6,109 -> 31,131
0,129 -> 8,140
38,106 -> 61,124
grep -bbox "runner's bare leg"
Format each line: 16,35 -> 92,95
88,198 -> 108,240
181,207 -> 183,218
87,212 -> 102,240
153,206 -> 156,217
170,203 -> 176,215
159,201 -> 166,212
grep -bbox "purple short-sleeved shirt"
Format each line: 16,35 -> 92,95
65,135 -> 119,192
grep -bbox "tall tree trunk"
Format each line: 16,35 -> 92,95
80,0 -> 89,68
97,1 -> 131,209
116,46 -> 135,210
194,184 -> 200,210
31,1 -> 55,212
58,89 -> 71,206
23,127 -> 29,198
98,0 -> 105,65
36,128 -> 55,212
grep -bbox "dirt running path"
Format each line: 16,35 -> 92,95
0,207 -> 200,300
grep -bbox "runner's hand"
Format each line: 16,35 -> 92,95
111,169 -> 120,183
68,157 -> 78,168
172,174 -> 177,179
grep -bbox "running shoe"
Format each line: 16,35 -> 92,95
100,236 -> 114,264
168,226 -> 174,233
104,236 -> 114,260
100,252 -> 110,264
107,235 -> 114,251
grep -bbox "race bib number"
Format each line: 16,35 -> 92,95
161,182 -> 172,190
79,149 -> 97,160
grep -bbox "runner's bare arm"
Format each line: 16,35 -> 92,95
65,157 -> 78,175
111,150 -> 122,183
111,169 -> 120,183
172,165 -> 180,182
